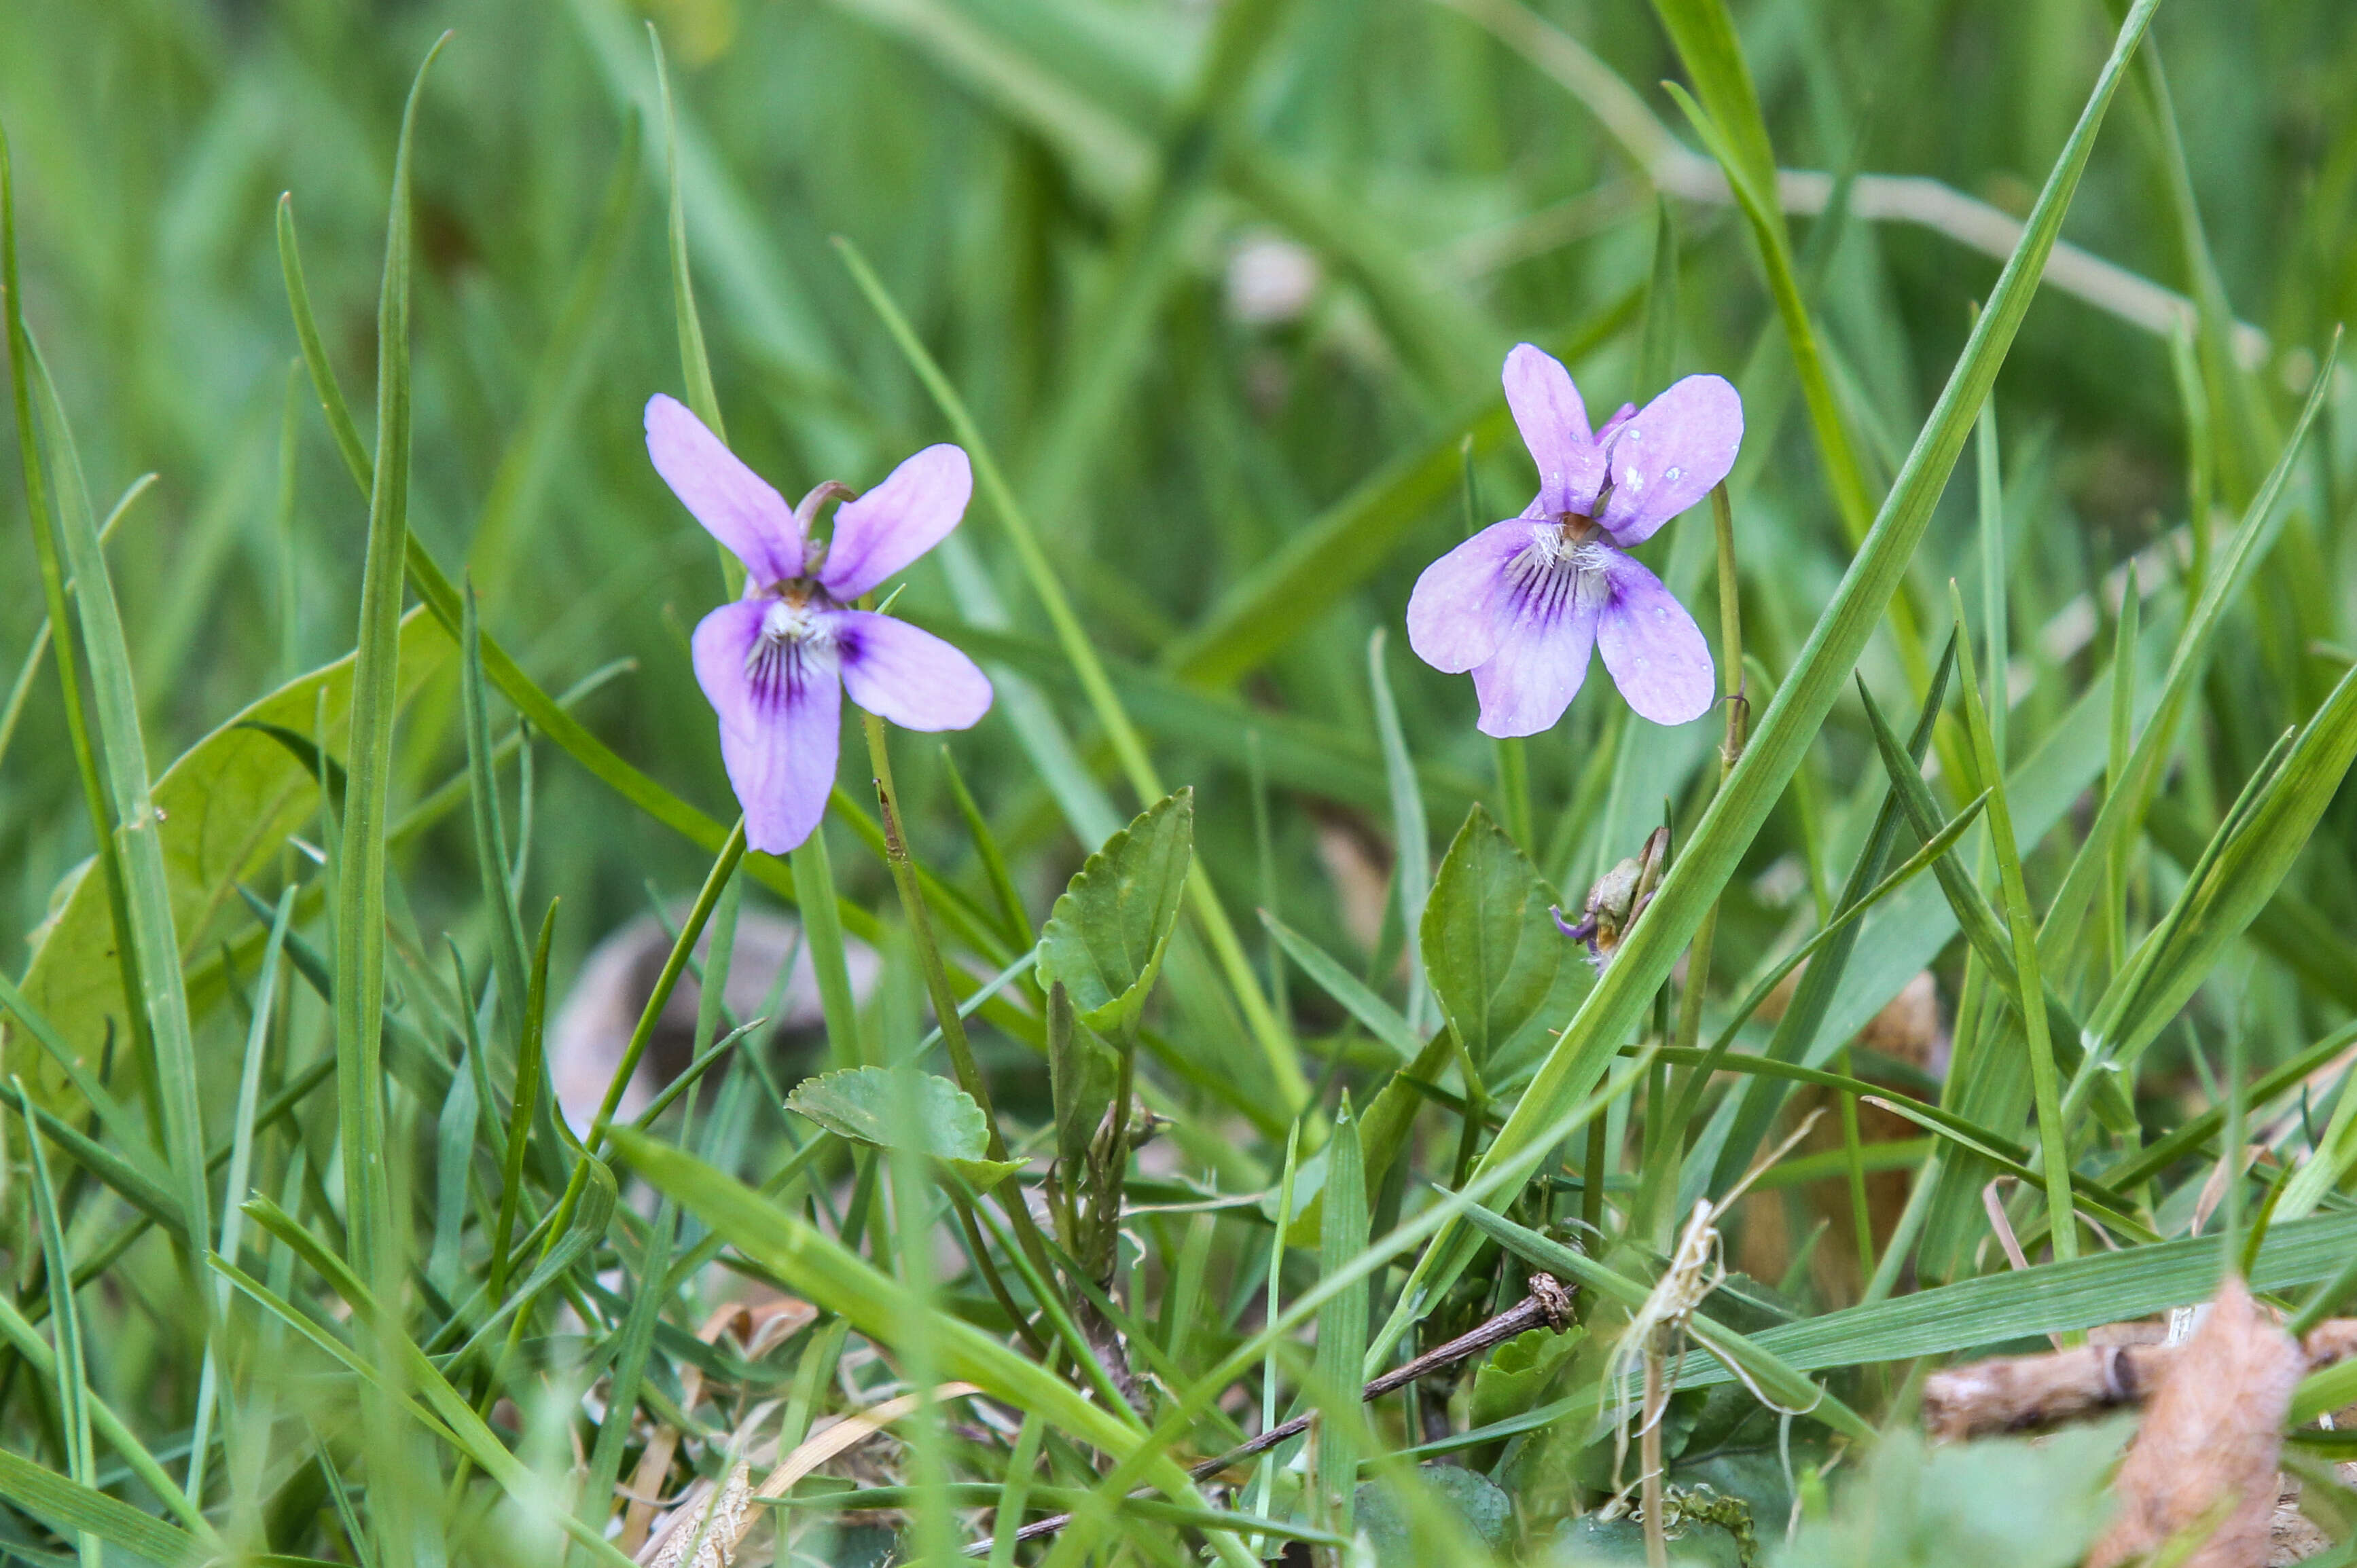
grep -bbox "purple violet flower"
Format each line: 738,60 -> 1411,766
645,394 -> 993,854
1405,344 -> 1742,735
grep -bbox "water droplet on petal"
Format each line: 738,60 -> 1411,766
1666,467 -> 1682,482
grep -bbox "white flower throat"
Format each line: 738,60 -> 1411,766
1509,517 -> 1614,624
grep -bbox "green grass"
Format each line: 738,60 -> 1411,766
1,0 -> 2355,1563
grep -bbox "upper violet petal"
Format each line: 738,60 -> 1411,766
1594,401 -> 1638,444
1595,549 -> 1714,726
691,599 -> 842,854
1503,344 -> 1607,517
1468,582 -> 1600,738
1596,374 -> 1742,546
818,443 -> 973,602
1406,518 -> 1539,674
645,394 -> 802,585
833,611 -> 994,732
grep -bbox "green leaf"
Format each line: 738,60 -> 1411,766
1420,805 -> 1575,1073
787,1065 -> 1024,1191
3,613 -> 447,1110
1036,789 -> 1195,1034
1782,1424 -> 2128,1568
17,1077 -> 98,1567
1469,1324 -> 1589,1432
1370,631 -> 1435,1032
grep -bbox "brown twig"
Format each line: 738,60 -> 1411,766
1922,1315 -> 2357,1442
968,1273 -> 1576,1553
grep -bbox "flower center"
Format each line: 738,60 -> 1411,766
744,583 -> 839,706
1509,522 -> 1615,625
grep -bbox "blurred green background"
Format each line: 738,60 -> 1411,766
2,0 -> 2352,1079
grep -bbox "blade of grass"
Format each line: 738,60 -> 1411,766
1369,630 -> 1434,1034
1259,911 -> 1422,1062
1950,581 -> 2076,1271
27,341 -> 213,1288
1649,0 -> 1938,706
1312,1096 -> 1369,1538
16,1078 -> 99,1567
189,885 -> 295,1505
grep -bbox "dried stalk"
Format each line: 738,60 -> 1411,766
969,1273 -> 1575,1553
1924,1317 -> 2357,1442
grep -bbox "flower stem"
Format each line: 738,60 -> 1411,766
1649,486 -> 1746,1236
860,706 -> 1065,1296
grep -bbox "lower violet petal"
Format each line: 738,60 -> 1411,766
1595,549 -> 1714,726
833,610 -> 994,732
1469,590 -> 1599,738
691,600 -> 844,854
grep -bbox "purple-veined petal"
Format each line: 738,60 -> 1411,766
1467,567 -> 1602,738
818,444 -> 973,602
1503,344 -> 1607,517
833,611 -> 994,731
1596,374 -> 1742,546
1406,518 -> 1541,674
1595,548 -> 1714,726
646,395 -> 803,586
691,599 -> 842,854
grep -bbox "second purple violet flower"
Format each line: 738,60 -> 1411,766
1406,344 -> 1742,735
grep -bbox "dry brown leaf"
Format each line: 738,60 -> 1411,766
2089,1276 -> 2306,1568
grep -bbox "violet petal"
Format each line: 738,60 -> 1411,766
832,610 -> 994,731
1406,518 -> 1540,674
1468,583 -> 1600,738
1595,548 -> 1714,726
645,394 -> 803,586
1596,374 -> 1743,547
1503,344 -> 1607,517
818,443 -> 973,602
691,599 -> 842,854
